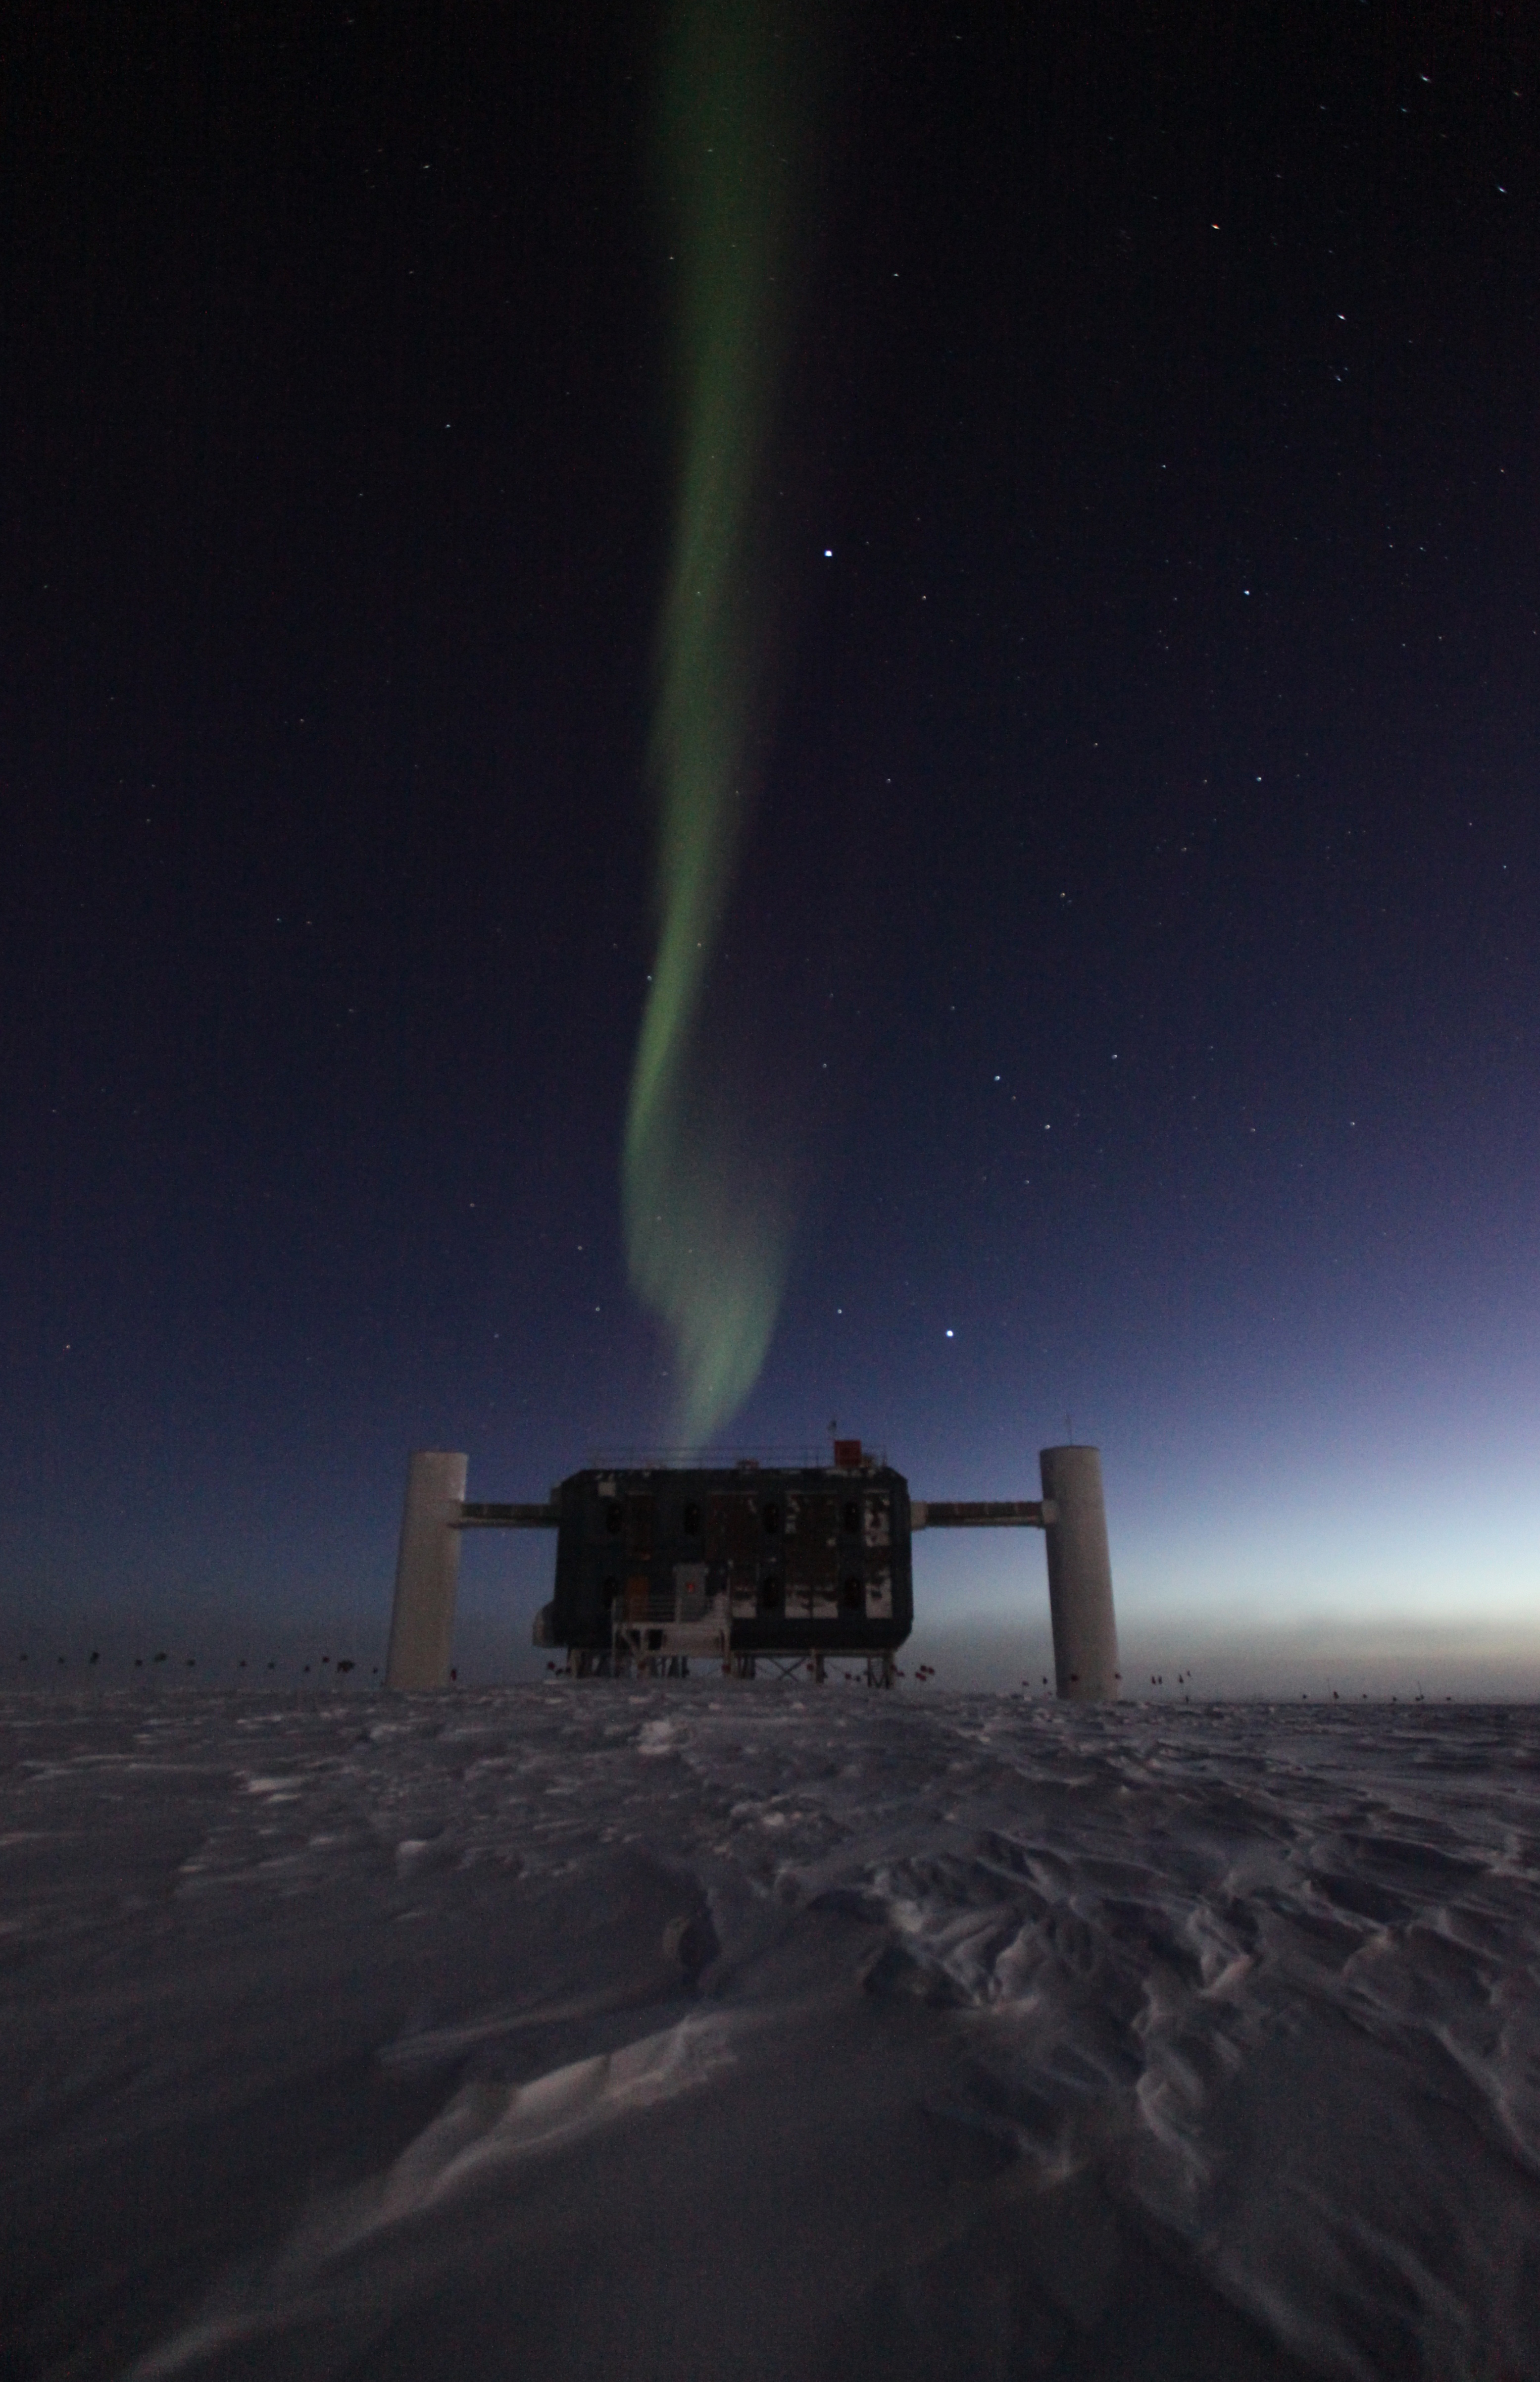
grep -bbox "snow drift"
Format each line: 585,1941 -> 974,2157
2,1685 -> 1537,2380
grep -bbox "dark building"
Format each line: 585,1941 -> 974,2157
396,1438 -> 1111,1696
540,1451 -> 913,1666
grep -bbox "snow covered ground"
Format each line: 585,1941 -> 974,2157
2,1684 -> 1538,2382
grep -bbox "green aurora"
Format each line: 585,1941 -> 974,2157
623,0 -> 807,1444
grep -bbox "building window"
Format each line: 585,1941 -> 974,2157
761,1576 -> 782,1611
842,1501 -> 861,1534
842,1576 -> 862,1610
682,1501 -> 702,1535
762,1503 -> 781,1534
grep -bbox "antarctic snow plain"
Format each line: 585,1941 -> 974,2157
3,1684 -> 1538,2382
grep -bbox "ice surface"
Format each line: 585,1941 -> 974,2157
2,1686 -> 1537,2381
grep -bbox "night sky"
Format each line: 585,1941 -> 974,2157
5,1 -> 1538,1690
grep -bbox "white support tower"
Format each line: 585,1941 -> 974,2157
1039,1443 -> 1120,1700
385,1449 -> 468,1689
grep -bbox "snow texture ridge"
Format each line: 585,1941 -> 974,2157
1,1686 -> 1537,2381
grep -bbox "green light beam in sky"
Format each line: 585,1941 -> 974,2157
623,0 -> 805,1445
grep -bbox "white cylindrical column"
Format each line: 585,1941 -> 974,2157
1039,1445 -> 1119,1701
385,1450 -> 468,1689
